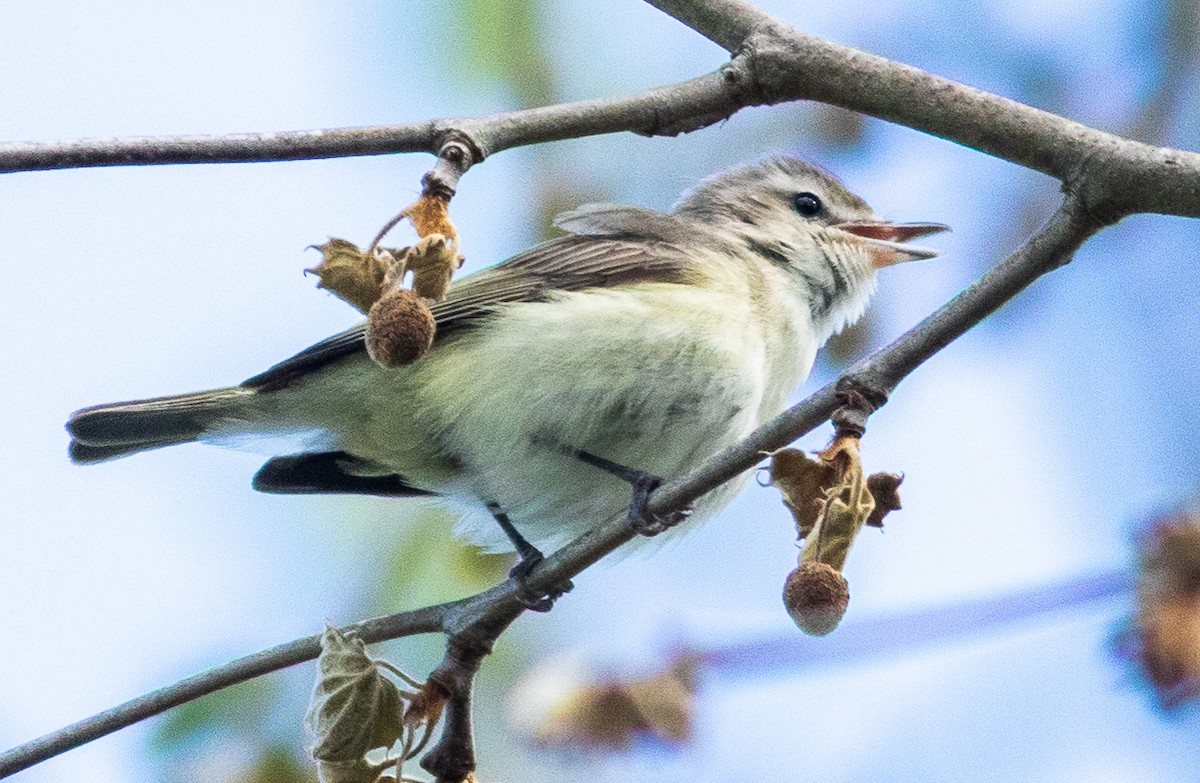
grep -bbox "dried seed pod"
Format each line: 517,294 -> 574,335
365,289 -> 436,368
783,561 -> 850,636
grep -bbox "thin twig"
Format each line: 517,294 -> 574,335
0,69 -> 746,175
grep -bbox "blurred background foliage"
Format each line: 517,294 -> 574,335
4,0 -> 1200,781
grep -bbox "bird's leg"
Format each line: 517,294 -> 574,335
486,502 -> 572,612
550,444 -> 693,537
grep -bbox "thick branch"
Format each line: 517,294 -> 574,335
644,0 -> 1200,219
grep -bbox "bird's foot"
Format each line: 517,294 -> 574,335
488,501 -> 572,612
537,441 -> 695,537
626,471 -> 693,537
508,551 -> 573,613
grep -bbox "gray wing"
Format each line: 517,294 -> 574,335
242,231 -> 697,391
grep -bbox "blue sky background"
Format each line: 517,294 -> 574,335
3,1 -> 1200,781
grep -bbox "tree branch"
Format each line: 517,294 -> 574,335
6,1 -> 1200,224
0,68 -> 752,176
5,1 -> 1198,779
644,0 -> 1200,219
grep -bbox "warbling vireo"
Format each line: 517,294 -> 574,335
67,157 -> 945,570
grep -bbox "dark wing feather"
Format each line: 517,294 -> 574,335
253,451 -> 434,497
243,235 -> 695,391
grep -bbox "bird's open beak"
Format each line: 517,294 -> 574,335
834,221 -> 950,267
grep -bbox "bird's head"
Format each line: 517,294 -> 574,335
673,156 -> 947,339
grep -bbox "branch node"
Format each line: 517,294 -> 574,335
419,640 -> 488,783
831,376 -> 888,438
1061,149 -> 1136,229
735,23 -> 805,106
422,130 -> 485,199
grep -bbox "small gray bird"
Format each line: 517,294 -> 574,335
67,157 -> 944,565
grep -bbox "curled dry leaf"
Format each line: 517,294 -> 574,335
306,239 -> 396,315
865,472 -> 904,528
769,448 -> 836,539
390,233 -> 463,302
795,435 -> 874,573
306,626 -> 405,763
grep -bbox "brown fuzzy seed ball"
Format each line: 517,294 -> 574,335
783,562 -> 850,636
365,289 -> 436,368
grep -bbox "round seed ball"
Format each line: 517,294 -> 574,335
783,562 -> 849,636
365,288 -> 436,368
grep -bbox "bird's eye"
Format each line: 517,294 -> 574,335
792,192 -> 822,217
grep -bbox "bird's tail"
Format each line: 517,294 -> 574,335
67,387 -> 255,464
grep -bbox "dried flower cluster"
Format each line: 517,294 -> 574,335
770,435 -> 902,635
512,656 -> 698,752
306,194 -> 464,368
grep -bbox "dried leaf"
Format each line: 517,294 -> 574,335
402,233 -> 463,301
624,658 -> 697,744
769,448 -> 837,539
1137,595 -> 1200,704
518,657 -> 697,751
535,684 -> 645,749
798,435 -> 875,573
801,492 -> 870,574
306,239 -> 394,314
865,472 -> 903,528
306,626 -> 405,762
